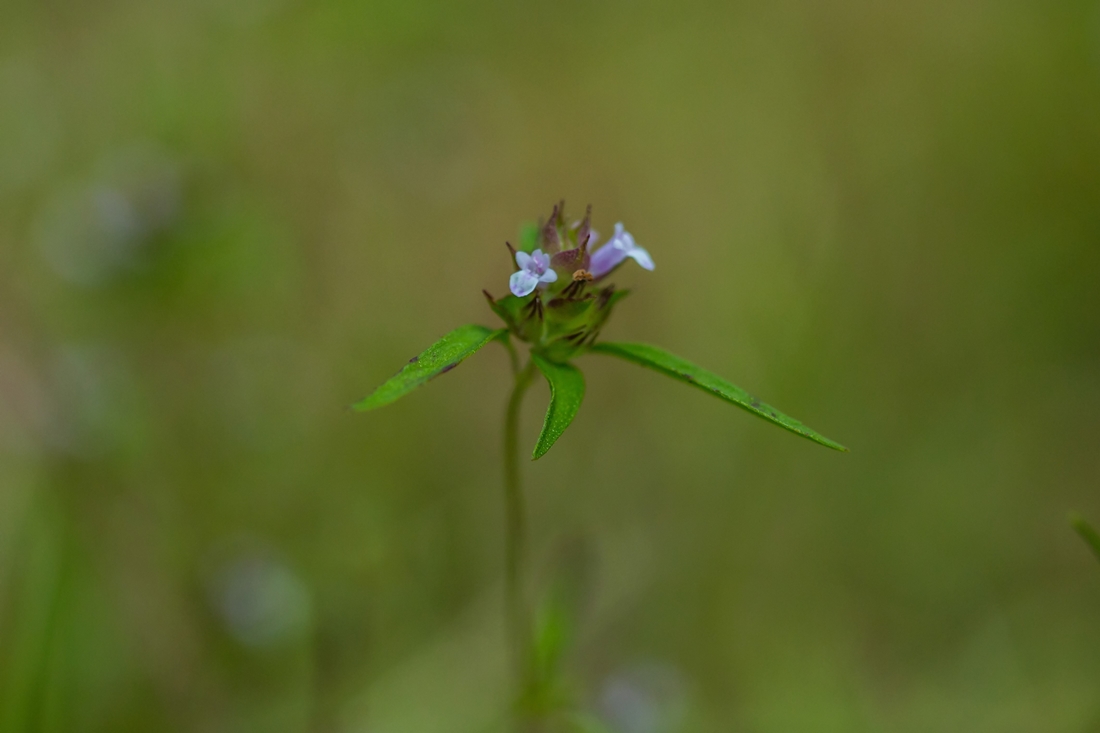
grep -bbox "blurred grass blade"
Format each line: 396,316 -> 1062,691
531,355 -> 585,460
353,325 -> 506,411
589,342 -> 847,451
1070,514 -> 1100,563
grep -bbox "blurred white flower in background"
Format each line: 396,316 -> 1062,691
599,662 -> 690,733
206,547 -> 313,649
49,344 -> 132,456
0,342 -> 144,459
33,143 -> 182,287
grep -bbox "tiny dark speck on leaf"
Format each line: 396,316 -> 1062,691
409,356 -> 419,363
440,363 -> 458,374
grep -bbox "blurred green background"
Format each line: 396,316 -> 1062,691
2,0 -> 1099,730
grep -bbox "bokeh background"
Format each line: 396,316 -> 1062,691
2,0 -> 1100,731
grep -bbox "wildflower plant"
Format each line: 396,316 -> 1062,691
354,202 -> 846,728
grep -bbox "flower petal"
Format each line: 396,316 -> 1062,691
531,249 -> 550,272
626,246 -> 655,270
539,269 -> 559,283
515,251 -> 532,270
589,243 -> 627,279
510,269 -> 540,297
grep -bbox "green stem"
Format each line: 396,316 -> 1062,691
503,335 -> 521,376
503,358 -> 537,725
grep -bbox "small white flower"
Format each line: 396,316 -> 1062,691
510,248 -> 558,297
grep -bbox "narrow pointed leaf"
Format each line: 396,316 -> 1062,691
353,325 -> 506,411
531,354 -> 585,460
589,342 -> 847,451
1070,514 -> 1100,564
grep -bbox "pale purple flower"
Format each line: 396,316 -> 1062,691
510,248 -> 558,297
589,223 -> 654,279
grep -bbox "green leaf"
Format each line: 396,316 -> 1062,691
531,593 -> 572,694
353,325 -> 506,411
518,221 -> 540,253
589,342 -> 847,451
1070,513 -> 1100,563
531,355 -> 585,460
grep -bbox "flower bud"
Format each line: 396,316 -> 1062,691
540,202 -> 562,254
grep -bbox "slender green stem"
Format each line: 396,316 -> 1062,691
503,335 -> 521,376
503,358 -> 537,724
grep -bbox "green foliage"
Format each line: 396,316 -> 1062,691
486,287 -> 631,365
521,594 -> 575,717
485,292 -> 542,344
1070,514 -> 1100,564
589,342 -> 848,451
532,597 -> 570,683
352,325 -> 505,411
531,355 -> 586,460
518,221 -> 540,253
536,289 -> 629,363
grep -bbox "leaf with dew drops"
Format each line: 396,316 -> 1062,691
353,325 -> 506,411
531,354 -> 585,460
589,342 -> 847,451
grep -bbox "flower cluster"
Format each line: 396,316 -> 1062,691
486,202 -> 654,362
357,200 -> 846,455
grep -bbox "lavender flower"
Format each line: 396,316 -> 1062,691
589,223 -> 654,279
510,248 -> 558,297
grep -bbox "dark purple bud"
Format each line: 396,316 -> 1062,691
550,245 -> 590,272
576,204 -> 593,252
541,204 -> 561,253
